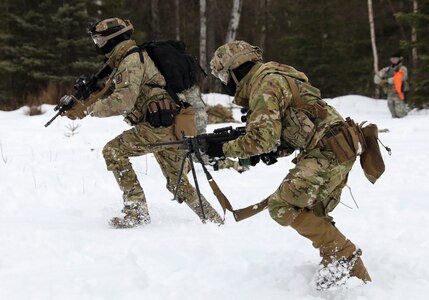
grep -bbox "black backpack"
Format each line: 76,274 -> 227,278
139,40 -> 198,105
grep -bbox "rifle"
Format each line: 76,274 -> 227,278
44,64 -> 113,127
147,126 -> 245,221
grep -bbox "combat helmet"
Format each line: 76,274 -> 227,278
87,17 -> 134,54
210,41 -> 262,85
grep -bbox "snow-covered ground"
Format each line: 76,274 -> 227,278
1,94 -> 428,299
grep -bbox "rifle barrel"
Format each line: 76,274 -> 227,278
44,111 -> 61,127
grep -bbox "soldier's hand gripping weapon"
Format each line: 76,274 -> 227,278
44,64 -> 113,127
148,126 -> 273,222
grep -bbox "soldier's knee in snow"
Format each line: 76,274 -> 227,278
268,201 -> 302,227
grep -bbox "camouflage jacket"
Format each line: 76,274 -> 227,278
89,40 -> 170,122
223,62 -> 344,159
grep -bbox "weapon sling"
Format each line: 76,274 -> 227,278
196,155 -> 269,222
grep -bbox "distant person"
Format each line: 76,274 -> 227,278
64,18 -> 222,228
374,52 -> 409,118
206,41 -> 374,289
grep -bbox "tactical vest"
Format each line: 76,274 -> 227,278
249,62 -> 344,151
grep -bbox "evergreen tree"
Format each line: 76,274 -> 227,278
397,0 -> 429,108
0,0 -> 102,109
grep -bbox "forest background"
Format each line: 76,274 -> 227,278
0,0 -> 427,111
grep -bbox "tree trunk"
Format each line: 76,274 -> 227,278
368,0 -> 380,98
151,0 -> 160,39
225,0 -> 243,42
411,0 -> 418,69
174,0 -> 180,40
199,0 -> 207,73
259,0 -> 271,51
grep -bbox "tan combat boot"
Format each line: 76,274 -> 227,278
109,202 -> 151,229
290,209 -> 371,290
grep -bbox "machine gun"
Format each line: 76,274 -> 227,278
147,126 -> 245,221
44,64 -> 113,127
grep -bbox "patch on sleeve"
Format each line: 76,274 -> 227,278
113,68 -> 130,88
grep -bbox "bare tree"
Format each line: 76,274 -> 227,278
411,0 -> 418,69
225,0 -> 243,42
259,0 -> 270,51
199,0 -> 207,74
151,0 -> 160,39
174,0 -> 181,40
368,0 -> 380,98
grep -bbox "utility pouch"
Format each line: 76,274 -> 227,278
359,123 -> 385,184
323,128 -> 356,163
124,109 -> 145,126
174,103 -> 197,139
320,118 -> 367,164
147,99 -> 175,128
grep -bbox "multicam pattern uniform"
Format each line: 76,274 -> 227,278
221,61 -> 354,225
89,40 -> 222,224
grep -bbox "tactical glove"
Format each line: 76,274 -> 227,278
204,140 -> 225,158
260,152 -> 278,165
63,100 -> 90,120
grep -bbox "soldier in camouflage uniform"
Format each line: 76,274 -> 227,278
64,18 -> 222,228
207,41 -> 371,289
374,52 -> 409,118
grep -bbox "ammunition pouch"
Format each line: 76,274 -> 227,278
124,109 -> 145,126
318,118 -> 386,183
174,102 -> 197,139
318,118 -> 366,164
147,99 -> 176,128
124,98 -> 176,127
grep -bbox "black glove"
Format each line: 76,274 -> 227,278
260,152 -> 278,165
205,140 -> 225,158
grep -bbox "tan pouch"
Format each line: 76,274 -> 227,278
360,123 -> 385,184
174,105 -> 197,139
324,129 -> 356,163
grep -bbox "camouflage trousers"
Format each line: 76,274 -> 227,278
387,94 -> 407,118
268,148 -> 355,226
102,123 -> 222,223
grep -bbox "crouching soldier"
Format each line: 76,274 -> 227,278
64,18 -> 222,228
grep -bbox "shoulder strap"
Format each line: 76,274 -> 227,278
285,76 -> 327,119
124,46 -> 144,63
285,76 -> 301,104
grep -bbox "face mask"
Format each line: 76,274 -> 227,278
225,78 -> 237,96
94,45 -> 106,55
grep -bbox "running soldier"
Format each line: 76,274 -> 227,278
207,41 -> 372,289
